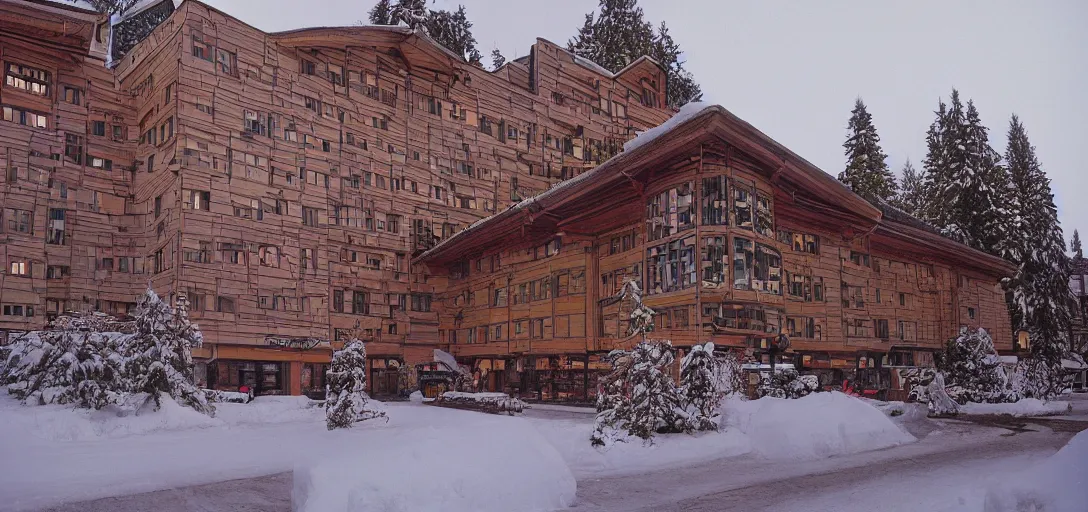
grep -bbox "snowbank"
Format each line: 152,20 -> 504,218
0,395 -> 218,442
959,398 -> 1070,417
529,392 -> 914,477
293,414 -> 575,512
982,430 -> 1088,512
214,396 -> 325,425
722,392 -> 916,460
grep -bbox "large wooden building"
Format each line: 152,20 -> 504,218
414,106 -> 1015,401
0,0 -> 1013,400
0,0 -> 671,396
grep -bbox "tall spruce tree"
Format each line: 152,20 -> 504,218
369,1 -> 482,65
368,0 -> 393,24
893,159 -> 926,217
1072,230 -> 1083,261
839,99 -> 897,201
72,0 -> 140,14
1002,115 -> 1074,397
922,90 -> 1007,253
490,48 -> 506,70
567,0 -> 701,108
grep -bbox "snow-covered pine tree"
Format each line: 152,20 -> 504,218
590,349 -> 632,447
71,0 -> 140,14
923,91 -> 1007,253
1001,115 -> 1075,399
935,327 -> 1017,404
124,288 -> 214,416
368,0 -> 393,24
491,48 -> 506,70
325,339 -> 386,430
680,342 -> 719,431
1072,230 -> 1083,262
567,0 -> 701,108
838,99 -> 897,201
0,315 -> 127,409
626,340 -> 690,440
891,159 -> 926,218
712,350 -> 744,399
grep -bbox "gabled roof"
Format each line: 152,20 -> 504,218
415,103 -> 1016,278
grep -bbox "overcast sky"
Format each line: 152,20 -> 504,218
203,0 -> 1088,243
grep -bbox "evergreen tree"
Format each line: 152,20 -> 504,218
490,48 -> 506,70
567,0 -> 701,108
839,99 -> 897,201
1002,115 -> 1074,398
325,339 -> 386,430
935,327 -> 1017,404
680,342 -> 719,431
625,340 -> 690,440
124,289 -> 214,416
73,0 -> 140,14
892,159 -> 926,217
368,0 -> 393,24
0,314 -> 128,409
371,1 -> 482,64
923,90 -> 1007,253
1072,230 -> 1083,261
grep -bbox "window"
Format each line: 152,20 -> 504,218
702,236 -> 729,288
898,320 -> 918,341
118,258 -> 129,272
787,317 -> 818,339
183,242 -> 212,263
701,175 -> 729,226
352,291 -> 369,315
305,96 -> 320,113
154,195 -> 162,217
301,248 -> 315,270
755,193 -> 773,237
301,59 -> 316,75
2,105 -> 48,128
900,292 -> 907,306
147,154 -> 154,173
259,246 -> 279,267
302,207 -> 319,226
875,319 -> 890,340
91,121 -> 106,137
217,296 -> 235,313
386,214 -> 400,234
112,124 -> 123,140
192,31 -> 213,61
244,110 -> 267,135
646,182 -> 695,241
733,181 -> 753,230
46,209 -> 65,245
787,272 -> 811,300
411,293 -> 432,312
704,303 -> 779,333
733,237 -> 754,290
189,190 -> 210,210
753,244 -> 782,294
327,64 -> 344,86
9,260 -> 29,276
64,133 -> 83,164
813,277 -> 825,302
63,85 -> 81,105
46,265 -> 70,279
5,62 -> 50,96
2,304 -> 32,317
4,208 -> 32,234
845,318 -> 871,338
849,251 -> 871,268
216,48 -> 236,75
647,236 -> 697,294
164,83 -> 173,105
89,156 -> 112,170
968,307 -> 976,320
332,290 -> 344,312
841,284 -> 865,308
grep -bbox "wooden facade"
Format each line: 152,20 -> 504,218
417,106 -> 1015,401
0,0 -> 672,395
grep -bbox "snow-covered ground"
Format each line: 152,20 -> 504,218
959,398 -> 1071,417
982,429 -> 1088,512
0,391 -> 916,511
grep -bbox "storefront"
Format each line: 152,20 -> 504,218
207,360 -> 288,396
368,357 -> 405,398
466,357 -> 510,393
301,362 -> 327,399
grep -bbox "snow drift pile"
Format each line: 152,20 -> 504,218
293,413 -> 576,512
982,429 -> 1088,512
721,392 -> 916,459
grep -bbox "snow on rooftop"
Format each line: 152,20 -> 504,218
571,54 -> 616,78
623,101 -> 713,152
